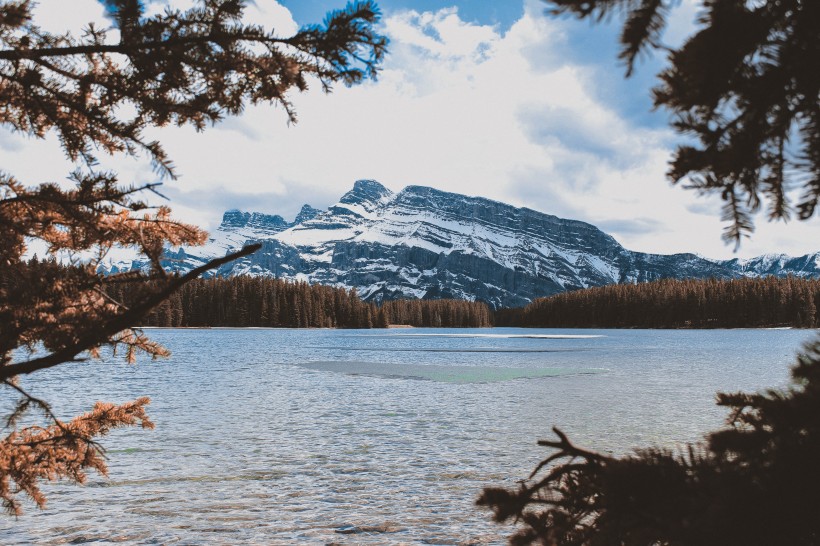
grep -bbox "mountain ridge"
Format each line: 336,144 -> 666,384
107,180 -> 820,309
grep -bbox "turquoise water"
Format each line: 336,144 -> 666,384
2,327 -> 815,544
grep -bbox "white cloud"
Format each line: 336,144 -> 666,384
29,0 -> 109,34
1,0 -> 817,260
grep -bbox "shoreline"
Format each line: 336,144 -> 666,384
136,325 -> 813,331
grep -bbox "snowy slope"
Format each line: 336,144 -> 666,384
106,180 -> 820,309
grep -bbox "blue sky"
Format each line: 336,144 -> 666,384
282,0 -> 525,30
281,0 -> 667,125
2,0 -> 817,259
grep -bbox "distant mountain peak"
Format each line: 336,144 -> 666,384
219,210 -> 289,232
109,179 -> 820,308
220,203 -> 323,233
339,179 -> 394,207
295,204 -> 322,225
220,209 -> 246,227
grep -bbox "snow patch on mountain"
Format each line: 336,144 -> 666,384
104,179 -> 820,308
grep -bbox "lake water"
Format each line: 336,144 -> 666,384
3,327 -> 816,544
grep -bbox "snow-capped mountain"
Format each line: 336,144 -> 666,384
718,253 -> 820,279
109,180 -> 820,308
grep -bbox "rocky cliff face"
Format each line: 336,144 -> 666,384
110,179 -> 820,308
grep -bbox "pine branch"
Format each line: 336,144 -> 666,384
0,243 -> 261,381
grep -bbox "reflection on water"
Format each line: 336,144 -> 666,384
2,327 -> 814,544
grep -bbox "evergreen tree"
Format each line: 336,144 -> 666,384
0,0 -> 386,515
547,0 -> 819,245
479,339 -> 820,545
497,277 -> 820,329
481,1 -> 820,542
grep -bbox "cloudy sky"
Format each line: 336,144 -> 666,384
2,0 -> 817,259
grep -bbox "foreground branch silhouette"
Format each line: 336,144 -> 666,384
0,0 -> 385,514
479,1 -> 820,543
548,0 -> 818,245
479,340 -> 820,545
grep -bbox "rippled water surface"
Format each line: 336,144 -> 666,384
3,327 -> 816,544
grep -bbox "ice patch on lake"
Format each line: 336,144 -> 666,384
307,346 -> 592,353
296,361 -> 607,383
363,333 -> 605,339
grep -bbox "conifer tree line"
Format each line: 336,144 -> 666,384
379,298 -> 492,328
496,276 -> 820,329
108,272 -> 820,330
104,274 -> 492,328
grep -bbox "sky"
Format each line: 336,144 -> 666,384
2,0 -> 817,260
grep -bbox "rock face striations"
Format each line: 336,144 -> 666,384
111,179 -> 820,309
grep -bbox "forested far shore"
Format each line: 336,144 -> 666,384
106,275 -> 492,328
104,272 -> 820,330
495,276 -> 820,329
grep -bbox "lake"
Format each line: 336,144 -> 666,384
3,327 -> 816,544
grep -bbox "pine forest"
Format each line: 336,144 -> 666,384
106,273 -> 820,330
496,276 -> 820,329
104,275 -> 493,329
